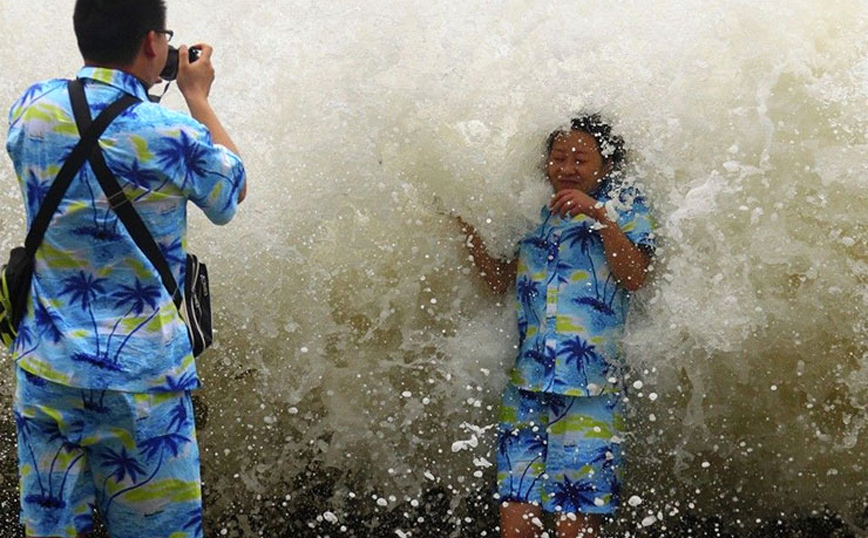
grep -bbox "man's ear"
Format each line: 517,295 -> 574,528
142,30 -> 158,59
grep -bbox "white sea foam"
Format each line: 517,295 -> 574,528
0,0 -> 865,532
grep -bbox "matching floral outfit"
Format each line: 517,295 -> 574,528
496,183 -> 655,514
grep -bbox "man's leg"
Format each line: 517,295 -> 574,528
14,368 -> 96,538
91,390 -> 202,538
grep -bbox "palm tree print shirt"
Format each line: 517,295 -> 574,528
512,184 -> 655,397
6,68 -> 246,392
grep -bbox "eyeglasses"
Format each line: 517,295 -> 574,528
154,29 -> 174,42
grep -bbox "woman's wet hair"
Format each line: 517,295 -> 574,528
546,114 -> 626,171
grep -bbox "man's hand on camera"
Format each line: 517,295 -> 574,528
177,43 -> 215,103
175,42 -> 242,166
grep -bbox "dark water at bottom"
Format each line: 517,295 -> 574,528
0,412 -> 863,538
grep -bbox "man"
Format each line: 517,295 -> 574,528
5,0 -> 246,536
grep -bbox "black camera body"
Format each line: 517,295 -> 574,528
160,46 -> 201,81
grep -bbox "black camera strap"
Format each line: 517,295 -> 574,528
23,80 -> 140,259
68,78 -> 184,310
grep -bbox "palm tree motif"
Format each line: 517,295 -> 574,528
100,446 -> 147,488
184,506 -> 204,537
550,475 -> 599,512
16,411 -> 85,510
59,271 -> 105,311
73,177 -> 122,242
562,221 -> 600,290
82,389 -> 111,414
89,101 -> 110,115
25,170 -> 51,215
116,159 -> 158,203
557,336 -> 599,389
153,128 -> 243,209
524,345 -> 556,376
166,372 -> 199,392
107,278 -> 161,364
74,514 -> 94,535
21,370 -> 48,387
562,221 -> 597,257
9,83 -> 48,128
523,345 -> 558,391
154,130 -> 210,192
13,324 -> 35,355
166,399 -> 189,432
516,434 -> 547,502
549,259 -> 574,289
223,166 -> 246,211
517,318 -> 528,350
573,295 -> 616,317
33,302 -> 65,344
497,430 -> 521,499
102,407 -> 193,518
61,273 -> 163,371
582,444 -> 621,502
159,237 -> 186,266
47,442 -> 85,508
141,432 -> 191,462
516,277 -> 541,328
545,396 -> 574,430
562,219 -> 624,317
15,302 -> 66,360
584,445 -> 617,475
14,411 -> 46,499
60,271 -> 108,367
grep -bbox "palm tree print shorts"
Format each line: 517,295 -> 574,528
495,383 -> 624,515
13,367 -> 203,538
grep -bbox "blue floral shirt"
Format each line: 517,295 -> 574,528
511,183 -> 655,397
5,67 -> 246,393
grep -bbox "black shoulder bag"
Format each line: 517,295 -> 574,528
67,79 -> 213,356
1,83 -> 138,347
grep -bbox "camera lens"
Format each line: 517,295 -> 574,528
159,45 -> 201,81
160,46 -> 180,81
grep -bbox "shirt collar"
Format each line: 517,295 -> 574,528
76,67 -> 150,102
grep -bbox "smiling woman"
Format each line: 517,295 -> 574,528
0,0 -> 866,537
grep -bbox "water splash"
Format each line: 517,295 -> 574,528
0,0 -> 865,535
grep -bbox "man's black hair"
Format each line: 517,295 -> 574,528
73,0 -> 167,66
546,114 -> 627,170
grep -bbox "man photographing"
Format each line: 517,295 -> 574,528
5,1 -> 246,536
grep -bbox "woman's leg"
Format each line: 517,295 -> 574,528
556,513 -> 601,538
501,501 -> 544,538
496,385 -> 550,538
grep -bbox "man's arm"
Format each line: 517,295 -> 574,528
176,44 -> 246,203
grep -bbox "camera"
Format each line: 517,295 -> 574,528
160,46 -> 201,81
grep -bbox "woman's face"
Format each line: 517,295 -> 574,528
546,130 -> 612,195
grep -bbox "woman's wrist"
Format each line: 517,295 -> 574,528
590,204 -> 609,224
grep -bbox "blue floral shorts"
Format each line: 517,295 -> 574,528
495,384 -> 624,514
13,367 -> 203,538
